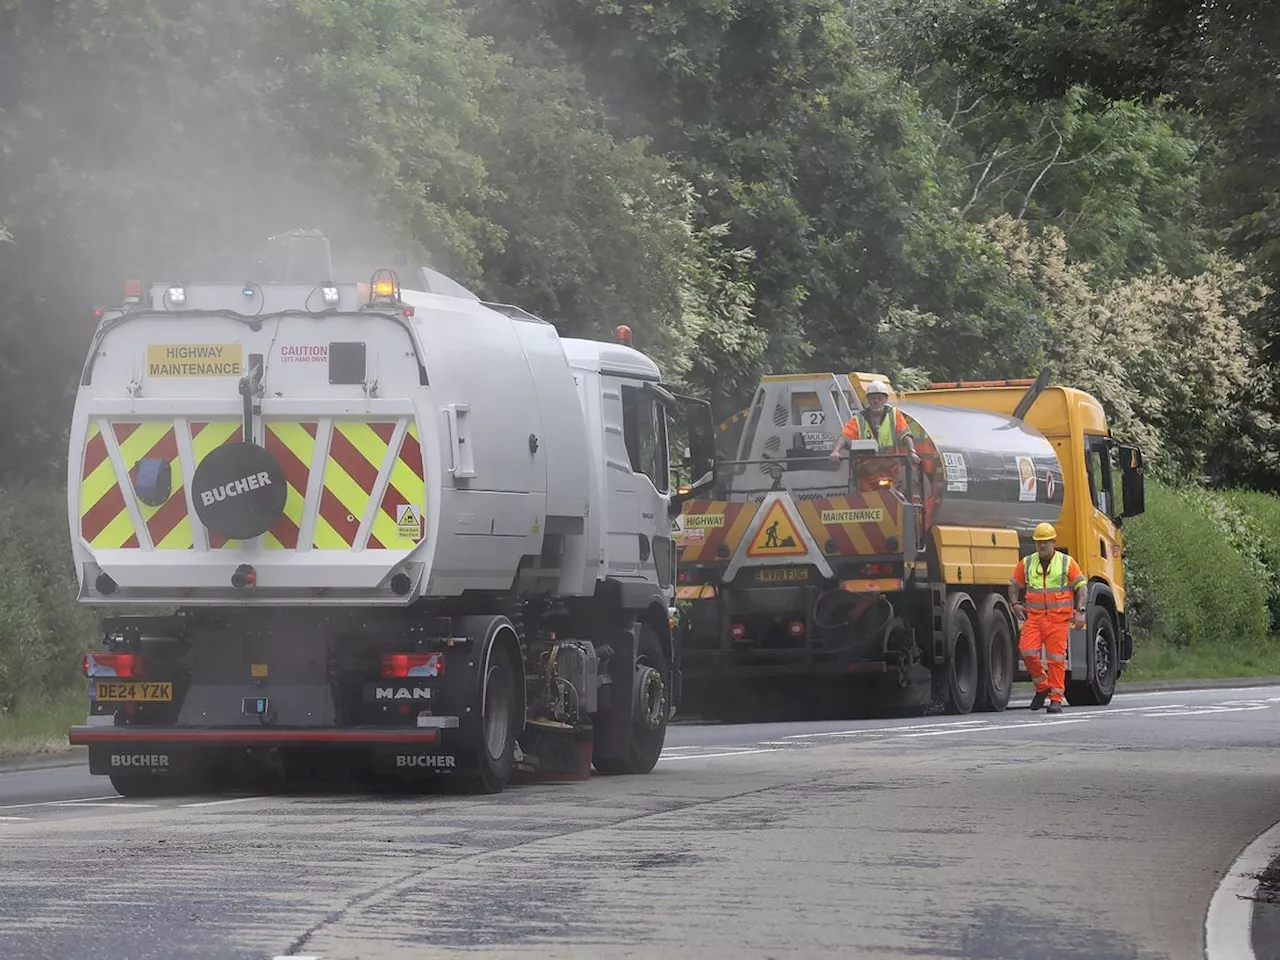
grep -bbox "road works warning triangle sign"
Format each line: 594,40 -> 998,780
747,500 -> 808,557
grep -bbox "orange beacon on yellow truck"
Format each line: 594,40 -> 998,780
675,369 -> 1145,720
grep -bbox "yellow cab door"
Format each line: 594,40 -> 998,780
1082,433 -> 1124,610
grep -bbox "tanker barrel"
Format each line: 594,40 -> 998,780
897,401 -> 1065,542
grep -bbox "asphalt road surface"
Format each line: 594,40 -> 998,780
4,685 -> 1280,960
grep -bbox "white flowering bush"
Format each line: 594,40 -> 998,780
977,216 -> 1266,482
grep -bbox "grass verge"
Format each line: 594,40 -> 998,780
1122,639 -> 1280,681
0,687 -> 83,761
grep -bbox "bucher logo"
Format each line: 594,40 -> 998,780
199,472 -> 274,507
110,754 -> 170,768
395,755 -> 456,768
375,687 -> 432,701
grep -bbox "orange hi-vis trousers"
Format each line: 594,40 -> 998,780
1019,614 -> 1068,705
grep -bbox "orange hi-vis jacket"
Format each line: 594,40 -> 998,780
841,406 -> 911,453
1010,550 -> 1086,623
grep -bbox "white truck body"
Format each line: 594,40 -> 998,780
68,282 -> 674,608
66,249 -> 715,795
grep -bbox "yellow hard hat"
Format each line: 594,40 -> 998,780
1033,522 -> 1056,541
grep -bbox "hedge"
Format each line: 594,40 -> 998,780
0,482 -> 98,715
1123,481 -> 1280,661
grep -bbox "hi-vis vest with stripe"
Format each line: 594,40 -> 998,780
846,407 -> 906,451
1022,551 -> 1083,616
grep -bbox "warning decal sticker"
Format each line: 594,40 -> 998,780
396,504 -> 423,540
146,344 -> 243,378
1016,455 -> 1037,502
747,501 -> 809,558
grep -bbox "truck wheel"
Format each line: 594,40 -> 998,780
594,623 -> 669,775
974,595 -> 1015,713
1066,603 -> 1118,707
466,639 -> 520,795
933,593 -> 978,715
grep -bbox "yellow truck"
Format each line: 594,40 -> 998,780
676,370 -> 1145,719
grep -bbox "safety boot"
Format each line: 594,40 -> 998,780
1046,701 -> 1063,715
1029,690 -> 1047,711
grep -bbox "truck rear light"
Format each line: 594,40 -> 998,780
730,622 -> 747,641
122,279 -> 144,303
381,652 -> 444,678
164,285 -> 187,308
787,620 -> 805,638
320,283 -> 340,305
83,653 -> 142,678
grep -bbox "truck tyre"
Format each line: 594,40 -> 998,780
594,623 -> 669,775
1066,603 -> 1118,707
466,638 -> 520,795
932,593 -> 978,715
974,594 -> 1015,713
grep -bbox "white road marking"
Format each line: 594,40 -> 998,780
47,801 -> 157,808
0,816 -> 30,821
782,720 -> 989,740
0,795 -> 121,811
181,796 -> 263,809
1140,706 -> 1271,717
892,718 -> 1092,738
1120,686 -> 1280,699
1071,704 -> 1190,716
1205,816 -> 1280,960
659,749 -> 779,762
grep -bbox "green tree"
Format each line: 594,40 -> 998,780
472,0 -> 1020,407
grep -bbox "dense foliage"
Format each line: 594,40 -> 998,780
1,0 -> 1278,487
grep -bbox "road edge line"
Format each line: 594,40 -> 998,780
1205,818 -> 1280,959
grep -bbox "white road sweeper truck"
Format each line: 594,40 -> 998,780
66,232 -> 716,796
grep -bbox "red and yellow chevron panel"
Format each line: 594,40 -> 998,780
262,421 -> 318,551
678,500 -> 758,564
80,422 -> 138,549
117,421 -> 191,550
795,493 -> 903,558
78,416 -> 425,554
314,421 -> 425,550
367,423 -> 425,550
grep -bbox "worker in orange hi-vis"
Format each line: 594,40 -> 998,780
829,380 -> 921,464
1008,522 -> 1087,714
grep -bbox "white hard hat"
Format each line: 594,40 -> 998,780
866,379 -> 890,397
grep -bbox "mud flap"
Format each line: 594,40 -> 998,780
1067,626 -> 1087,680
592,624 -> 639,762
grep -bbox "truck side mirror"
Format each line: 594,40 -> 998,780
1117,444 -> 1145,518
667,393 -> 717,516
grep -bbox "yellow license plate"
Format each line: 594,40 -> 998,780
756,567 -> 811,583
92,681 -> 173,702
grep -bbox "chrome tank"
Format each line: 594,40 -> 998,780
897,401 -> 1064,539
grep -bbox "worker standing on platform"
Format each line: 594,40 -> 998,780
829,380 -> 921,464
1008,523 -> 1087,714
